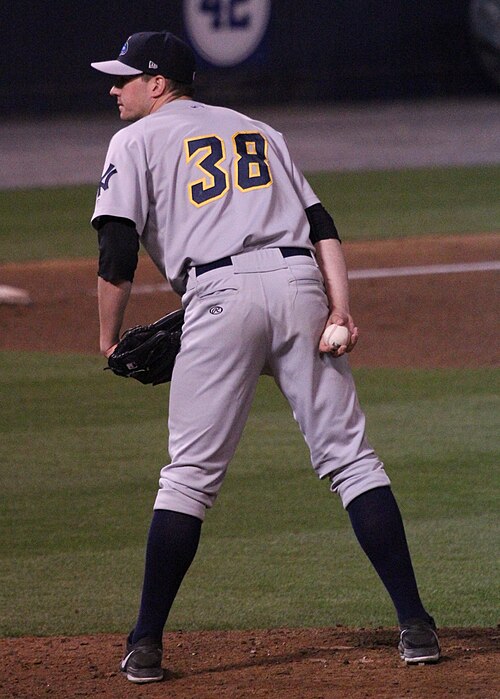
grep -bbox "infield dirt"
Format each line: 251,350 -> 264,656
0,233 -> 498,367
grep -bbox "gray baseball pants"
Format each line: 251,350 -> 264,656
154,248 -> 390,520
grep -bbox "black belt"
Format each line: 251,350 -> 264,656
195,247 -> 312,276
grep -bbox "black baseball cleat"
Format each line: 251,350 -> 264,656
120,635 -> 164,683
398,617 -> 441,664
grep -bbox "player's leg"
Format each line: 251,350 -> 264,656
123,266 -> 268,679
121,510 -> 202,683
156,266 -> 268,518
267,256 -> 388,495
129,510 -> 202,644
268,258 -> 439,661
346,486 -> 440,663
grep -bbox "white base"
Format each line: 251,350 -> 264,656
0,285 -> 32,305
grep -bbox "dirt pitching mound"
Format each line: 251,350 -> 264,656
1,626 -> 498,699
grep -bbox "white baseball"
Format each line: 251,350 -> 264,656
322,324 -> 350,348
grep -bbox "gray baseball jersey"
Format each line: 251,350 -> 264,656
93,99 -> 319,294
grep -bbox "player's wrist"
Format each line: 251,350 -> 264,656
328,308 -> 351,325
101,341 -> 118,357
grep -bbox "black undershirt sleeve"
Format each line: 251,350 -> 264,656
94,216 -> 140,283
305,203 -> 341,244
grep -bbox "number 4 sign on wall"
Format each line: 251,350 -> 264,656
184,0 -> 271,67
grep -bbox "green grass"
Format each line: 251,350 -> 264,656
0,354 -> 498,636
1,164 -> 498,262
307,165 -> 500,240
0,185 -> 97,262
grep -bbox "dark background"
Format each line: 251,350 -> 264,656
2,0 -> 498,116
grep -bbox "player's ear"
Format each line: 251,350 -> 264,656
150,75 -> 168,96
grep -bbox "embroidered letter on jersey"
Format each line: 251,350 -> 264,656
98,163 -> 118,197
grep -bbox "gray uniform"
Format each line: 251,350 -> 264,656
93,99 -> 390,521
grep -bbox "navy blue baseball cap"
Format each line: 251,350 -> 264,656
91,31 -> 196,84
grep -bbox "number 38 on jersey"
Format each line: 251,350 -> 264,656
184,132 -> 272,207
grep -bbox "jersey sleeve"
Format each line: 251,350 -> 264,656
91,125 -> 150,234
289,161 -> 320,209
263,125 -> 320,209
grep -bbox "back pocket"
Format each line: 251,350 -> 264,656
195,271 -> 239,299
289,263 -> 324,287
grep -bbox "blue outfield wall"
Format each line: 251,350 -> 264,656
2,0 -> 497,115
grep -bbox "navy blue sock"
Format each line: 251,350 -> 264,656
131,509 -> 202,644
346,486 -> 431,625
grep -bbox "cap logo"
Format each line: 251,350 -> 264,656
119,40 -> 129,56
148,60 -> 158,69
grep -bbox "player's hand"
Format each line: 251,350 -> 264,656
319,312 -> 359,356
103,343 -> 118,358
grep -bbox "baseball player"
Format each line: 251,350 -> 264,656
91,30 -> 440,683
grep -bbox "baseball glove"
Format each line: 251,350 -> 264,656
106,308 -> 184,385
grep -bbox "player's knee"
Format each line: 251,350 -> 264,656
154,482 -> 213,521
328,459 -> 391,509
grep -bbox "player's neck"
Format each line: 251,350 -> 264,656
149,93 -> 191,115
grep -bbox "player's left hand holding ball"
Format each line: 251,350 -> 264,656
319,313 -> 358,356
